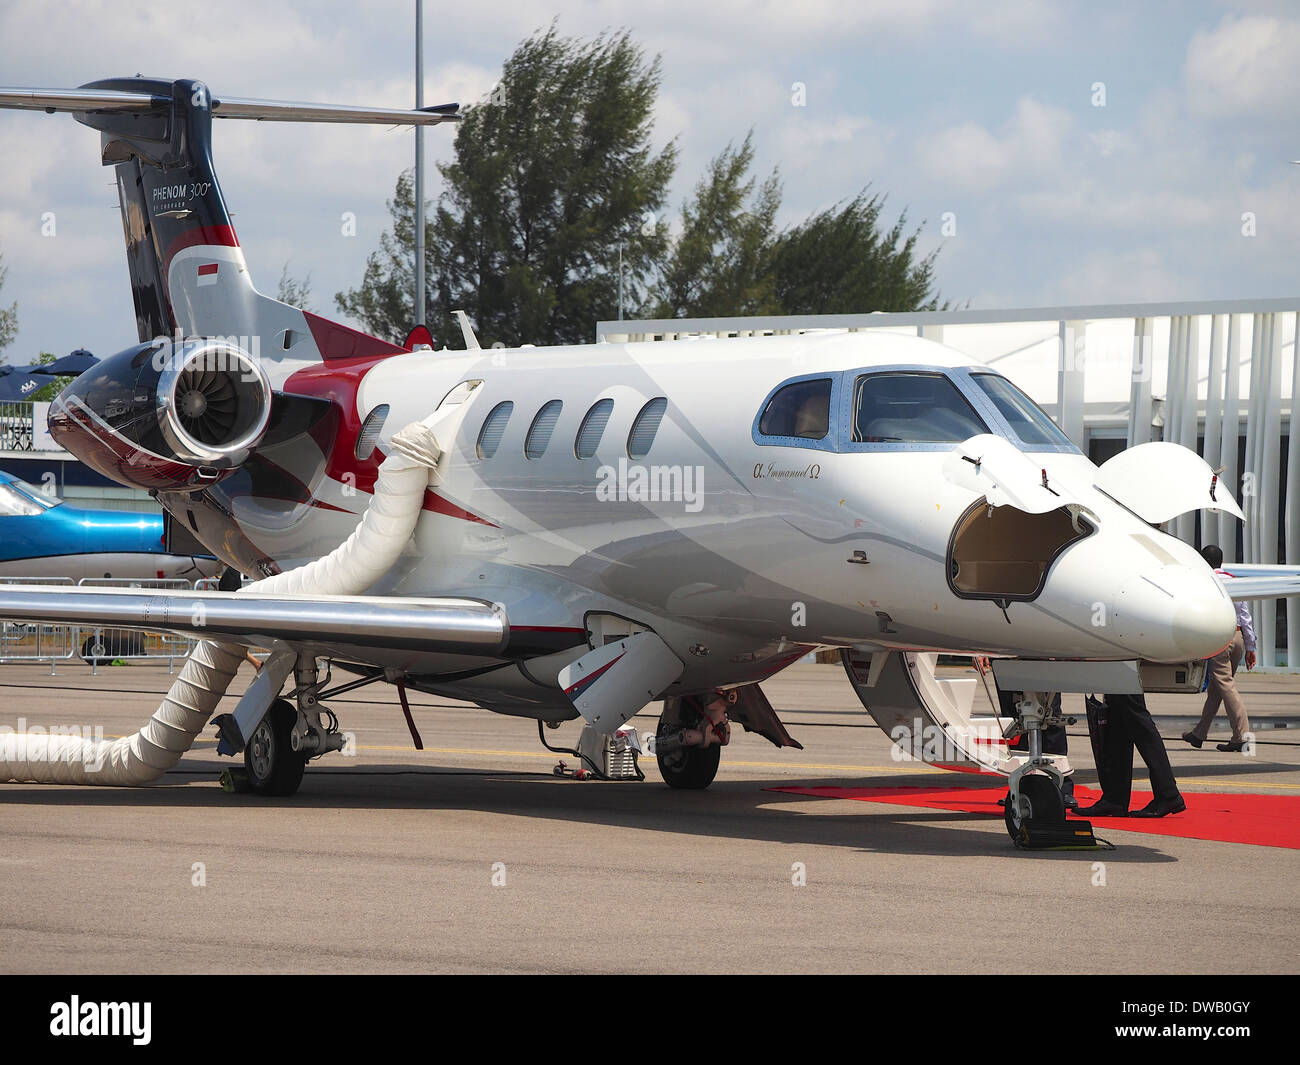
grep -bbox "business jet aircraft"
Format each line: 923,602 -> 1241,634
0,77 -> 1282,844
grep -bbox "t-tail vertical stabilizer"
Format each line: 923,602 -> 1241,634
0,78 -> 460,379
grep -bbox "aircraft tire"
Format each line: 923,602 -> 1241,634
656,703 -> 721,789
244,698 -> 307,797
1003,773 -> 1065,840
79,628 -> 145,665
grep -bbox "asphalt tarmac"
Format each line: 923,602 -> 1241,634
0,660 -> 1296,973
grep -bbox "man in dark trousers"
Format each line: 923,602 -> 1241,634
1078,692 -> 1186,817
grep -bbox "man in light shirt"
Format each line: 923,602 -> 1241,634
1183,544 -> 1254,753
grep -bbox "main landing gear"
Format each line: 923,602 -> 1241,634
244,699 -> 306,796
243,655 -> 347,797
655,692 -> 733,789
1003,691 -> 1099,849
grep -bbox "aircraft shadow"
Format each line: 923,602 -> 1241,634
0,759 -> 1178,863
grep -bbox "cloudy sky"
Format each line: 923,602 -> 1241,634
0,0 -> 1297,358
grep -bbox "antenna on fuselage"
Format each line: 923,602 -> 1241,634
452,310 -> 482,350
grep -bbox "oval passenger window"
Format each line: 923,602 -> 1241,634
628,397 -> 668,459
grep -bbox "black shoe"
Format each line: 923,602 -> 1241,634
1217,740 -> 1246,752
1076,800 -> 1127,817
1182,731 -> 1203,749
1129,796 -> 1187,818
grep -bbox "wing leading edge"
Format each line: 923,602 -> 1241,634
0,587 -> 507,656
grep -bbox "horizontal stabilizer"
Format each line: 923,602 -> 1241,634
211,95 -> 460,124
0,86 -> 460,125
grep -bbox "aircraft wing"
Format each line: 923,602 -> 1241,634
0,587 -> 506,657
1218,574 -> 1300,600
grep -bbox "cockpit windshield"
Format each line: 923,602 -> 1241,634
851,372 -> 987,443
0,479 -> 58,516
969,373 -> 1073,448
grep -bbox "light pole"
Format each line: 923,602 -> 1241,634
414,0 -> 425,328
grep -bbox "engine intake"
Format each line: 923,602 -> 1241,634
49,337 -> 273,491
157,340 -> 271,464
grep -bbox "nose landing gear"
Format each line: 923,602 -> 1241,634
1004,691 -> 1101,849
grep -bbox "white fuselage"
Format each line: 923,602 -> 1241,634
233,329 -> 1234,692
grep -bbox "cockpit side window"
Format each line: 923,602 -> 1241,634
969,372 -> 1073,448
758,378 -> 831,440
852,372 -> 987,443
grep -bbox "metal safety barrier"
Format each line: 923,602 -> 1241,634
0,576 -> 274,675
0,400 -> 36,451
0,577 -> 77,674
76,577 -> 198,674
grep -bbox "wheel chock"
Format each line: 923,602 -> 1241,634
219,767 -> 251,793
1012,817 -> 1111,850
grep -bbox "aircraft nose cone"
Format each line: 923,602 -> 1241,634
1113,565 -> 1236,662
1172,588 -> 1237,659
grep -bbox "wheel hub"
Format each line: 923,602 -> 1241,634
248,721 -> 274,780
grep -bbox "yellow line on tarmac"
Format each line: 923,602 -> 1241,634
165,735 -> 934,772
317,743 -> 938,772
1177,776 -> 1300,791
125,738 -> 559,764
374,744 -> 557,759
724,759 -> 932,774
119,735 -> 1300,789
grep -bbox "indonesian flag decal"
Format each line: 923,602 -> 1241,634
197,262 -> 219,287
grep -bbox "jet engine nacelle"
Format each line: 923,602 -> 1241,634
49,337 -> 273,491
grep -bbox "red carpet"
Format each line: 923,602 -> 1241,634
768,784 -> 1300,849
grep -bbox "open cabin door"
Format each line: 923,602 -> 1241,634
942,434 -> 1095,604
841,648 -> 1069,778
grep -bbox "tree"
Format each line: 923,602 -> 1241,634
650,139 -> 944,319
0,250 -> 17,363
769,192 -> 945,313
649,133 -> 782,319
338,25 -> 676,348
276,262 -> 313,311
